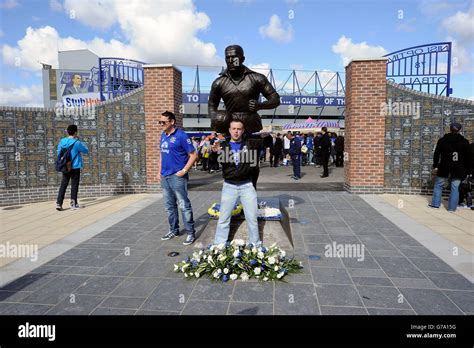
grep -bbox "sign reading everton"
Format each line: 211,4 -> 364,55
384,42 -> 452,96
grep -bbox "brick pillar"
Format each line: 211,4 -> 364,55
143,64 -> 182,188
344,58 -> 387,193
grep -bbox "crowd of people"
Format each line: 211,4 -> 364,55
190,127 -> 345,179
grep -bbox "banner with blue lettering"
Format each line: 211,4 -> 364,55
182,93 -> 345,106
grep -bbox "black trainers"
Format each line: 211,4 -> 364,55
56,204 -> 63,211
161,231 -> 179,241
183,234 -> 196,245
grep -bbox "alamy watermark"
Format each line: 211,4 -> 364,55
217,146 -> 259,167
325,242 -> 365,261
380,98 -> 420,119
0,242 -> 38,262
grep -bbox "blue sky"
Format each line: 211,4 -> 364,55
0,0 -> 473,106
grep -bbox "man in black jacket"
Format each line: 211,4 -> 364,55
429,122 -> 471,212
270,133 -> 283,167
319,127 -> 331,177
288,132 -> 302,180
211,120 -> 262,246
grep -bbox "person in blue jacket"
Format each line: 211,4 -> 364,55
288,132 -> 302,180
56,124 -> 89,211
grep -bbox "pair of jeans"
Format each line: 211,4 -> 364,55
431,176 -> 461,211
161,173 -> 195,235
214,182 -> 260,245
56,169 -> 81,205
307,151 -> 313,164
291,155 -> 301,178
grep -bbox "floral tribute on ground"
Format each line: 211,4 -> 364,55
173,240 -> 303,282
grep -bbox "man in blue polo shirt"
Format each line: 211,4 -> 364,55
159,111 -> 198,245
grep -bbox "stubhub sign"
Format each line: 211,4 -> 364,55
62,92 -> 101,107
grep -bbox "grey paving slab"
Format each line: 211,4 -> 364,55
358,235 -> 397,251
442,290 -> 474,313
341,254 -> 381,270
45,294 -> 104,315
320,306 -> 367,315
141,278 -> 196,312
130,262 -> 171,278
311,267 -> 352,285
20,274 -> 90,305
96,261 -> 141,276
374,256 -> 426,279
111,278 -> 161,298
315,284 -> 363,307
228,302 -> 274,315
274,283 -> 319,315
232,281 -> 274,303
99,296 -> 146,309
91,307 -> 136,315
0,303 -> 53,315
398,246 -> 438,258
357,286 -> 411,309
182,300 -> 229,315
351,277 -> 394,287
424,272 -> 474,291
135,309 -> 180,315
63,266 -> 101,276
189,279 -> 234,301
399,288 -> 464,315
0,273 -> 58,292
409,257 -> 457,273
75,276 -> 125,296
0,290 -> 33,303
366,308 -> 416,315
347,268 -> 388,278
390,278 -> 437,289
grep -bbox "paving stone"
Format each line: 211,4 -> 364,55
351,277 -> 393,287
232,281 -> 274,303
374,257 -> 425,279
442,290 -> 474,313
357,286 -> 410,309
130,262 -> 171,278
99,296 -> 145,309
75,276 -> 124,296
228,302 -> 273,315
182,300 -> 229,315
1,273 -> 57,292
274,283 -> 319,315
358,235 -> 396,251
424,272 -> 474,291
390,278 -> 437,289
91,307 -> 136,315
398,246 -> 438,258
399,288 -> 463,315
366,308 -> 416,315
96,262 -> 141,276
141,278 -> 196,312
189,279 -> 234,301
315,284 -> 363,307
311,267 -> 352,285
320,306 -> 367,315
111,278 -> 161,298
408,258 -> 456,273
45,294 -> 104,315
0,303 -> 53,315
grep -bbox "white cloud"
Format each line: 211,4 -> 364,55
442,5 -> 474,42
449,37 -> 474,74
0,0 -> 19,9
49,0 -> 63,11
259,14 -> 294,43
2,0 -> 220,72
419,0 -> 464,17
0,84 -> 43,107
332,35 -> 387,66
468,96 -> 474,101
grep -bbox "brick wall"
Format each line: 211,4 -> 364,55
144,64 -> 183,185
344,58 -> 387,193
